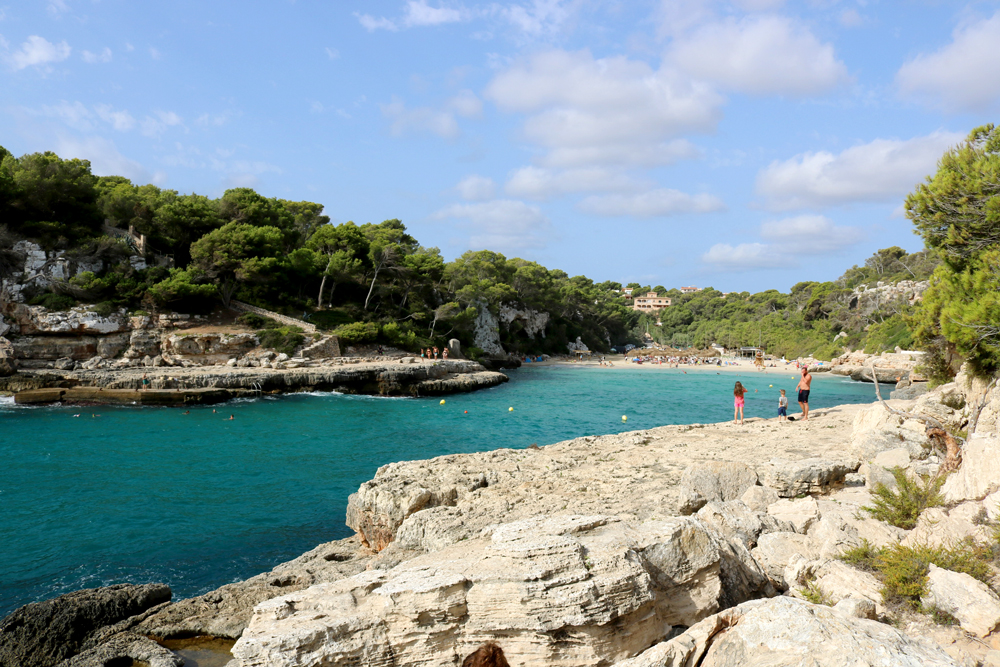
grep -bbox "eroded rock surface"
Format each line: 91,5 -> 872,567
615,596 -> 958,667
232,514 -> 773,667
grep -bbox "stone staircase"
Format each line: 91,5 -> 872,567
230,300 -> 317,333
298,335 -> 341,359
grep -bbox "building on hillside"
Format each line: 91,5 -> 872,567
622,287 -> 634,297
633,292 -> 672,312
680,286 -> 700,293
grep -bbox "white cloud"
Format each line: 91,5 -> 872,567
759,215 -> 864,253
578,188 -> 725,218
82,47 -> 112,64
839,9 -> 864,28
38,100 -> 93,130
755,131 -> 963,210
404,0 -> 464,26
47,0 -> 70,17
55,135 -> 150,182
94,104 -> 135,131
381,97 -> 460,138
356,1 -> 466,31
665,15 -> 850,96
896,12 -> 1000,112
542,139 -> 700,169
504,166 -> 643,201
149,46 -> 161,60
324,47 -> 340,60
195,112 -> 232,127
456,174 -> 496,201
448,89 -> 483,118
485,49 -> 722,168
702,214 -> 865,270
6,35 -> 71,70
140,110 -> 184,138
702,242 -> 778,269
432,199 -> 553,251
499,0 -> 574,36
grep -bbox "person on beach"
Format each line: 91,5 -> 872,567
442,347 -> 449,360
734,381 -> 746,425
142,373 -> 150,390
796,367 -> 812,420
778,389 -> 788,422
432,346 -> 439,359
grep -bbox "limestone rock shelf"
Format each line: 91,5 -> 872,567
3,360 -> 508,404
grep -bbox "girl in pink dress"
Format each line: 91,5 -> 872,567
734,381 -> 746,425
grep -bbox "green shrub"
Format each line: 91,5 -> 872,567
380,321 -> 417,349
257,326 -> 305,356
838,540 -> 880,572
875,540 -> 992,608
28,293 -> 77,311
465,345 -> 484,361
800,580 -> 833,606
861,468 -> 945,529
238,312 -> 280,329
332,321 -> 380,344
89,301 -> 116,317
131,309 -> 150,316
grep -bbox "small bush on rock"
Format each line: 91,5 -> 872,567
257,326 -> 305,356
89,301 -> 115,317
332,321 -> 379,344
861,468 -> 945,529
238,312 -> 280,329
838,540 -> 880,572
27,292 -> 77,311
841,540 -> 993,610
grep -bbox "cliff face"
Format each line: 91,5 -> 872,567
848,279 -> 929,318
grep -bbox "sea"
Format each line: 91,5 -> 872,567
0,365 -> 877,616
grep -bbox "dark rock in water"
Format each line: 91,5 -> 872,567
61,631 -> 183,667
0,583 -> 171,667
477,356 -> 522,371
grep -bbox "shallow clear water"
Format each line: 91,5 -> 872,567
0,366 -> 876,616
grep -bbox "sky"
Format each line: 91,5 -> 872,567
2,1 -> 999,293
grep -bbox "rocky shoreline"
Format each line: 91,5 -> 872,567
5,365 -> 1000,666
1,358 -> 509,403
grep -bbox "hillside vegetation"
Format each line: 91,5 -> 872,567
2,134 -> 990,367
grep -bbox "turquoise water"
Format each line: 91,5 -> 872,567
0,366 -> 876,616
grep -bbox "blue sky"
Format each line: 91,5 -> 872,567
2,1 -> 998,292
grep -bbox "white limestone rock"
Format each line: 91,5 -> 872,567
808,560 -> 883,612
766,497 -> 820,534
901,507 -> 989,549
694,500 -> 788,549
614,596 -> 957,667
941,434 -> 1000,502
850,403 -> 930,461
922,564 -> 1000,637
677,462 -> 758,514
231,515 -> 773,667
756,458 -> 856,497
739,485 -> 778,513
833,597 -> 877,620
751,532 -> 818,587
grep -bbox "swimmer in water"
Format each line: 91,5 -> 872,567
183,410 -> 190,415
228,414 -> 234,420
